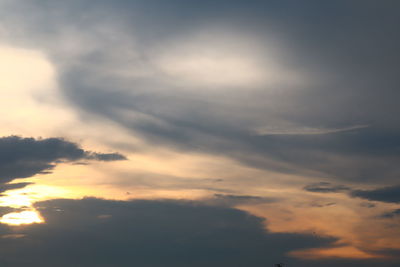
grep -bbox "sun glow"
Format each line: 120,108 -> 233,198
289,245 -> 385,260
0,194 -> 32,208
0,210 -> 44,226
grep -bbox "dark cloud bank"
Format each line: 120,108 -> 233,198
0,197 -> 397,267
0,136 -> 126,185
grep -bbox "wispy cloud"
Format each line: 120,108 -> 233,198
254,124 -> 370,136
303,182 -> 351,193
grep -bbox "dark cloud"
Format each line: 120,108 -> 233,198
351,185 -> 400,203
304,182 -> 351,193
305,183 -> 400,205
0,206 -> 18,217
309,202 -> 336,208
360,202 -> 376,209
0,136 -> 125,183
86,152 -> 127,161
0,197 -> 394,267
207,193 -> 277,207
0,182 -> 33,193
0,197 -> 338,267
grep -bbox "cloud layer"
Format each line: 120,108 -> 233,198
1,0 -> 399,183
0,1 -> 400,266
0,197 -> 376,267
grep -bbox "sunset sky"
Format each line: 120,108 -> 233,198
0,1 -> 399,266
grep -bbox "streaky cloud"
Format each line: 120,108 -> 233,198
206,193 -> 277,207
85,152 -> 127,161
304,182 -> 351,193
254,124 -> 370,136
0,182 -> 33,193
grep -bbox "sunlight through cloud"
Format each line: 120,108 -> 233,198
0,210 -> 44,226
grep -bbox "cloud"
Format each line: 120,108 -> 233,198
85,152 -> 127,161
0,2 -> 399,266
304,182 -> 351,193
0,197 -> 338,267
0,206 -> 18,217
380,209 -> 400,219
1,0 -> 400,185
254,125 -> 370,136
308,183 -> 400,205
306,183 -> 400,206
360,202 -> 376,208
206,193 -> 277,207
0,182 -> 33,193
309,202 -> 336,208
351,185 -> 400,203
0,197 -> 393,267
0,136 -> 126,183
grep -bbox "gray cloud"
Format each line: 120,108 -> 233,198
0,2 -> 400,266
0,182 -> 33,193
255,124 -> 370,136
207,193 -> 277,207
380,209 -> 400,219
0,197 -> 381,267
309,202 -> 336,208
86,152 -> 127,161
304,183 -> 400,205
304,182 -> 351,193
305,183 -> 400,205
0,206 -> 18,217
0,197 -> 393,267
1,1 -> 400,184
0,136 -> 125,183
351,185 -> 400,204
360,202 -> 376,209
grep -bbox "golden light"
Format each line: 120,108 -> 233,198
0,43 -> 79,139
289,245 -> 385,260
0,210 -> 44,226
0,194 -> 32,208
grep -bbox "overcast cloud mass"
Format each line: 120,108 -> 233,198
0,0 -> 399,266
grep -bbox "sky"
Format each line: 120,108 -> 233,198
0,0 -> 399,266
